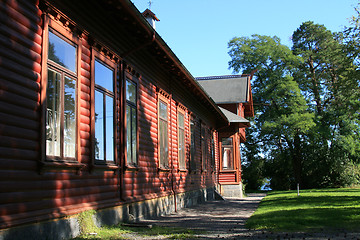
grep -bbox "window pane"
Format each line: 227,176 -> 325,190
46,69 -> 61,156
126,80 -> 136,104
126,105 -> 132,164
95,60 -> 113,92
222,137 -> 232,146
63,76 -> 76,158
131,107 -> 137,164
105,95 -> 114,161
179,129 -> 185,169
48,31 -> 76,73
94,90 -> 104,160
159,119 -> 168,167
178,112 -> 184,128
223,147 -> 233,170
159,100 -> 167,120
190,120 -> 196,169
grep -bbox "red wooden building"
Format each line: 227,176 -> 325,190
197,75 -> 254,198
0,0 -> 252,239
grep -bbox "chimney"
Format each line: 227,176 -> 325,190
142,9 -> 160,30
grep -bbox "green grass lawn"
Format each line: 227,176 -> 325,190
246,188 -> 360,232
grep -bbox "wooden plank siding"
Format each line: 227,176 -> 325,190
0,0 -> 226,230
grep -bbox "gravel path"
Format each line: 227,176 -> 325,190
122,193 -> 360,239
130,193 -> 265,239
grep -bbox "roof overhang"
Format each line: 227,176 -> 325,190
219,107 -> 250,128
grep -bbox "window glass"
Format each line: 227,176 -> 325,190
178,112 -> 185,169
94,90 -> 104,160
131,107 -> 137,163
46,69 -> 61,157
48,31 -> 76,73
222,147 -> 233,169
201,125 -> 207,170
126,79 -> 137,165
126,105 -> 132,163
105,95 -> 114,161
63,76 -> 76,158
159,100 -> 167,120
159,99 -> 168,168
126,80 -> 136,104
95,60 -> 113,92
178,112 -> 184,128
222,137 -> 234,170
211,134 -> 215,168
159,119 -> 168,167
190,119 -> 196,170
222,138 -> 232,146
94,58 -> 115,162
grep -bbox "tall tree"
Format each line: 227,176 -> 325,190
229,22 -> 360,189
229,35 -> 314,189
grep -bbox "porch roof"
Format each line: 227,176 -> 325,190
219,107 -> 250,128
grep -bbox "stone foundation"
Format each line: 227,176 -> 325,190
0,187 -> 215,240
219,183 -> 244,198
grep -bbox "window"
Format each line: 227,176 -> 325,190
158,98 -> 169,168
201,124 -> 207,171
222,137 -> 234,170
178,111 -> 185,169
210,131 -> 216,170
126,79 -> 137,165
46,30 -> 77,160
190,118 -> 196,171
94,59 -> 115,162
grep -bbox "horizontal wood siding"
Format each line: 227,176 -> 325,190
0,0 -> 223,230
219,173 -> 236,183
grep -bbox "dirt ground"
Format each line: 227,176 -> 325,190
122,193 -> 360,239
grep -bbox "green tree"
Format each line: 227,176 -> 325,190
292,21 -> 360,188
229,35 -> 315,189
229,21 -> 360,189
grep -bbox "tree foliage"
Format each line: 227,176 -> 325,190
230,20 -> 360,190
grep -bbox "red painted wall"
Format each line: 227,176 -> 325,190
0,0 -> 221,230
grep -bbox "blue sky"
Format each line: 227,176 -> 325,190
131,0 -> 358,77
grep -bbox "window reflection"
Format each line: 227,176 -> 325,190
48,31 -> 76,73
222,138 -> 234,170
159,100 -> 168,168
46,69 -> 61,157
126,106 -> 131,163
178,112 -> 185,169
131,107 -> 137,163
95,60 -> 113,92
190,119 -> 196,170
94,58 -> 114,162
126,80 -> 136,103
126,79 -> 138,165
94,91 -> 104,160
63,76 -> 76,158
106,95 -> 114,161
46,28 -> 78,160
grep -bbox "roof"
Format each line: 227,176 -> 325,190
196,75 -> 250,104
219,107 -> 250,127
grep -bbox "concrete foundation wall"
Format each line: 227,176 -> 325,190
220,183 -> 244,198
0,187 -> 215,240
